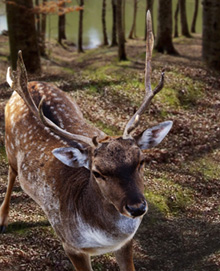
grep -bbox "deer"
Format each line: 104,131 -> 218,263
0,12 -> 172,271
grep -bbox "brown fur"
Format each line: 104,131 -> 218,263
1,82 -> 147,271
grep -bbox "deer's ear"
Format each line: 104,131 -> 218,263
52,147 -> 90,169
135,121 -> 173,150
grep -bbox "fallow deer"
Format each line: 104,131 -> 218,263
0,12 -> 172,271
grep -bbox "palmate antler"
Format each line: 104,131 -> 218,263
7,51 -> 94,147
123,11 -> 165,138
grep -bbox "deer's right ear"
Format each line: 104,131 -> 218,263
52,147 -> 90,169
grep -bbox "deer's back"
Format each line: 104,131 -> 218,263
4,81 -> 101,214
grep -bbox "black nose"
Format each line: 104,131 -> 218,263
125,201 -> 147,217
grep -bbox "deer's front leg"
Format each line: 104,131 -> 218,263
63,245 -> 93,271
115,240 -> 135,271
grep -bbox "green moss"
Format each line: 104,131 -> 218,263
95,120 -> 119,136
0,146 -> 7,163
155,87 -> 180,109
6,220 -> 50,235
144,175 -> 193,216
183,152 -> 220,181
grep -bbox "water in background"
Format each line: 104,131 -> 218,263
0,0 -> 202,49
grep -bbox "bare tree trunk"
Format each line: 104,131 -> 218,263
117,0 -> 127,60
102,0 -> 108,45
145,0 -> 154,40
78,0 -> 84,53
191,0 -> 199,33
6,0 -> 41,73
155,0 -> 178,55
40,0 -> 47,56
35,0 -> 40,34
128,0 -> 137,39
174,0 -> 180,38
179,0 -> 191,37
58,0 -> 66,44
111,0 -> 118,47
122,0 -> 126,37
202,0 -> 220,70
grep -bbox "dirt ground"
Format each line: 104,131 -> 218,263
0,34 -> 219,271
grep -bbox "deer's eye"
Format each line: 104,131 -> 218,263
93,171 -> 105,180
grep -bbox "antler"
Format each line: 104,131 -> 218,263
123,11 -> 165,138
6,51 -> 94,147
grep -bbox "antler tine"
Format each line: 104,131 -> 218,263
7,51 -> 94,147
123,11 -> 165,138
7,51 -> 39,117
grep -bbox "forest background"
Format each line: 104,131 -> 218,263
0,0 -> 219,270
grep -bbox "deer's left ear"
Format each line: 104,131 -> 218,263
135,121 -> 173,150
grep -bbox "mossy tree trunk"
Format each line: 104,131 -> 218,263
155,0 -> 178,55
202,0 -> 220,70
6,0 -> 41,73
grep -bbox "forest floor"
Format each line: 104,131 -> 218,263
0,34 -> 219,271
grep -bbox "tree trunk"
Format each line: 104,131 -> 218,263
155,0 -> 178,55
202,0 -> 220,70
179,0 -> 191,37
102,0 -> 108,45
58,0 -> 66,44
78,0 -> 84,53
128,0 -> 137,39
122,0 -> 126,38
6,0 -> 41,73
145,0 -> 154,40
174,0 -> 180,38
117,0 -> 127,60
35,0 -> 40,34
40,0 -> 47,56
191,0 -> 199,33
111,0 -> 118,47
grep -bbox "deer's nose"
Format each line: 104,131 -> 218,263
125,200 -> 148,217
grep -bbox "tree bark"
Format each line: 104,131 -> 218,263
145,0 -> 154,40
128,0 -> 137,39
40,0 -> 47,56
58,0 -> 67,44
179,0 -> 191,37
174,0 -> 180,38
117,0 -> 127,60
6,0 -> 41,73
78,0 -> 84,53
111,0 -> 118,46
202,0 -> 220,70
155,0 -> 178,55
102,0 -> 108,45
191,0 -> 199,33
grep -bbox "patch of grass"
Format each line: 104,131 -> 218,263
144,174 -> 193,216
183,152 -> 220,181
0,146 -> 7,163
95,120 -> 120,136
6,220 -> 50,235
155,86 -> 181,109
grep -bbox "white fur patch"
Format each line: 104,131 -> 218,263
74,214 -> 141,256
